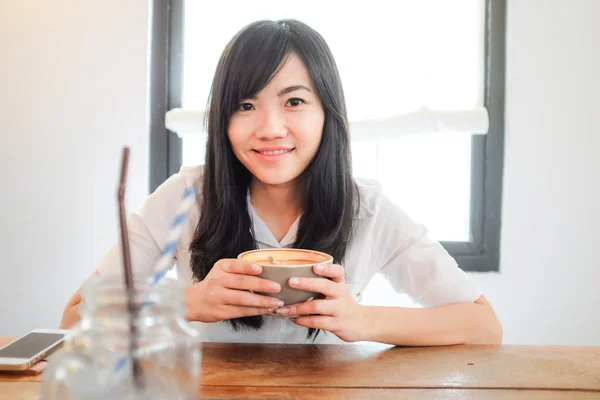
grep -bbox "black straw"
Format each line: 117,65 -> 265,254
117,147 -> 143,388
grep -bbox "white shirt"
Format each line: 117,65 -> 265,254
96,165 -> 481,344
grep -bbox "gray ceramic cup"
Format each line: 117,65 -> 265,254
237,248 -> 333,305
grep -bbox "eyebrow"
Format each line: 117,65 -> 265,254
277,85 -> 312,96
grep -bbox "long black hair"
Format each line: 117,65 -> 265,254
189,19 -> 359,336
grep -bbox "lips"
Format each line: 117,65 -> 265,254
252,147 -> 295,161
255,148 -> 293,155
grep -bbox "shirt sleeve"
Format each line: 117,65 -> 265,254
95,170 -> 191,280
376,194 -> 482,307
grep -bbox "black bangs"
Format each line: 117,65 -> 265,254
222,21 -> 292,113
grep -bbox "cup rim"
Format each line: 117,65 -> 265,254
237,248 -> 333,267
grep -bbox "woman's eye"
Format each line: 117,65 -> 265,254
238,103 -> 254,111
286,98 -> 305,107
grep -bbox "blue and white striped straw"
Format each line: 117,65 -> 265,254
149,186 -> 196,285
114,186 -> 196,374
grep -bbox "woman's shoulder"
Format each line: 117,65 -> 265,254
175,164 -> 205,188
353,177 -> 383,219
352,177 -> 418,228
139,165 -> 204,221
153,165 -> 205,197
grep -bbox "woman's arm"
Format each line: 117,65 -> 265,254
360,295 -> 503,345
58,170 -> 195,329
59,272 -> 99,329
282,185 -> 503,345
367,191 -> 502,345
279,265 -> 502,346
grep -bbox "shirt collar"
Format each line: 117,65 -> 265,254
246,190 -> 374,248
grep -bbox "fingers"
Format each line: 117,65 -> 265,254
275,299 -> 335,317
292,315 -> 336,331
313,263 -> 345,283
223,288 -> 285,309
222,274 -> 281,294
226,305 -> 276,318
288,276 -> 340,298
218,259 -> 281,293
219,259 -> 263,275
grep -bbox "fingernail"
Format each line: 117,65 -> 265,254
269,282 -> 281,291
272,298 -> 285,307
289,277 -> 300,286
276,308 -> 289,314
315,264 -> 324,272
251,264 -> 261,272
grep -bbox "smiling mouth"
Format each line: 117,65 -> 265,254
253,149 -> 294,155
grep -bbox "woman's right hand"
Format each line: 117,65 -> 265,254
184,258 -> 283,323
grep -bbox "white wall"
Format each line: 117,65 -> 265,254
473,0 -> 600,345
0,0 -> 150,336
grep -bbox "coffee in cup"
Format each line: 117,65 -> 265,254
237,248 -> 333,306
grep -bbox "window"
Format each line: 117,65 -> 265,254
149,0 -> 505,272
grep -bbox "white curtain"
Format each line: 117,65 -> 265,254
167,0 -> 487,139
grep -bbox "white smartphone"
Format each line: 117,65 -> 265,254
0,328 -> 69,371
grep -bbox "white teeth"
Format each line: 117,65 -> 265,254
259,149 -> 291,155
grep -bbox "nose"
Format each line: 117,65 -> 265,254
255,108 -> 287,140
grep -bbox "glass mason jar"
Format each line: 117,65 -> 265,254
41,277 -> 201,399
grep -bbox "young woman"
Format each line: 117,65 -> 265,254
60,19 -> 502,345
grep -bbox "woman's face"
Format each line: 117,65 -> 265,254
228,53 -> 325,188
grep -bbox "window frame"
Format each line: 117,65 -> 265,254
149,0 -> 184,192
149,0 -> 506,272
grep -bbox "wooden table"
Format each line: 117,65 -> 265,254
1,337 -> 599,399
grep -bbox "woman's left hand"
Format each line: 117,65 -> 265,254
274,263 -> 367,343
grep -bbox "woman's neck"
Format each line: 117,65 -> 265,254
250,177 -> 305,242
